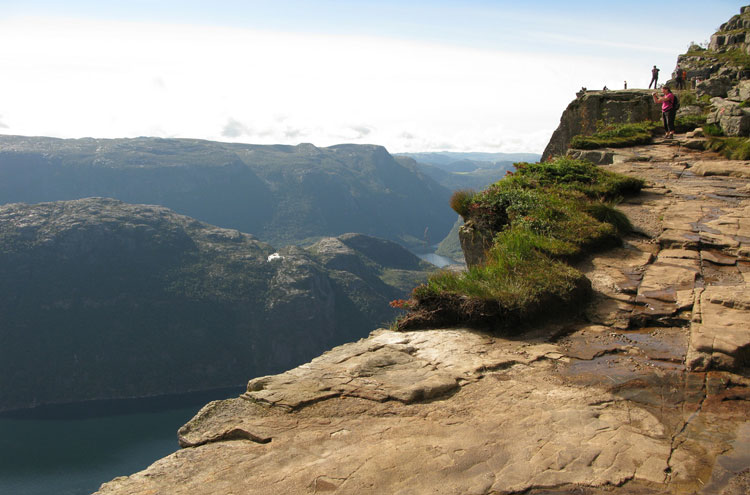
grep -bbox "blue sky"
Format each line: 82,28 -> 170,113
0,0 -> 745,153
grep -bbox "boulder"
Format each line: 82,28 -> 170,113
706,98 -> 750,136
697,76 -> 733,98
457,220 -> 493,268
727,80 -> 750,101
676,105 -> 703,118
566,149 -> 615,165
543,90 -> 662,160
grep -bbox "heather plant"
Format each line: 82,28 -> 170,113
449,189 -> 476,219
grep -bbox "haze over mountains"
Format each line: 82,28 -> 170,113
395,151 -> 541,192
0,135 -> 455,249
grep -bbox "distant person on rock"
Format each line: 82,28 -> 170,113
653,86 -> 676,138
649,65 -> 660,89
674,65 -> 683,90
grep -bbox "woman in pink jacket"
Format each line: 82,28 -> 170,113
653,86 -> 676,138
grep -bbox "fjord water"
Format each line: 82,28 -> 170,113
0,389 -> 241,495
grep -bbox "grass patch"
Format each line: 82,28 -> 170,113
396,157 -> 642,331
413,227 -> 584,304
570,121 -> 659,149
704,123 -> 724,136
706,137 -> 750,159
685,46 -> 750,70
675,114 -> 707,133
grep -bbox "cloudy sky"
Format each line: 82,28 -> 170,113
0,0 -> 744,153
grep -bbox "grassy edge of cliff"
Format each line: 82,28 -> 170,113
393,156 -> 643,332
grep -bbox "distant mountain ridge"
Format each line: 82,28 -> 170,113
395,151 -> 541,172
394,151 -> 540,194
0,135 -> 455,249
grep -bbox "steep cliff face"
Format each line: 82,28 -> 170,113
0,198 -> 433,411
541,90 -> 662,161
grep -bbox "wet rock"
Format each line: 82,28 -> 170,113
687,286 -> 750,371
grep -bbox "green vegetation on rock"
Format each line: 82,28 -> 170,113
706,136 -> 750,159
397,157 -> 643,331
685,46 -> 750,70
569,121 -> 659,149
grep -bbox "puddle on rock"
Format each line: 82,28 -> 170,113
701,422 -> 750,494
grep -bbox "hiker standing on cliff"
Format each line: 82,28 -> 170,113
653,86 -> 676,138
649,65 -> 660,89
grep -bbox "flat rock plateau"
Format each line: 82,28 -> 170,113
97,138 -> 750,495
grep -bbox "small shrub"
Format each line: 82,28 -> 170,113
449,189 -> 475,218
677,91 -> 698,106
704,123 -> 724,136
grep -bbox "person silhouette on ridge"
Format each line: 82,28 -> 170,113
649,65 -> 660,89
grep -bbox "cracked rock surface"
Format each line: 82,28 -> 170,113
97,139 -> 750,495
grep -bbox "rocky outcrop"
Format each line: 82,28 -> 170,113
96,139 -> 750,495
0,199 -> 434,411
709,6 -> 750,54
542,90 -> 662,161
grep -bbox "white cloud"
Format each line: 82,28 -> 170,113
0,15 -> 674,153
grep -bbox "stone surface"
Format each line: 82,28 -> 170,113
567,149 -> 615,165
690,160 -> 750,178
542,90 -> 662,161
696,76 -> 733,98
96,138 -> 750,495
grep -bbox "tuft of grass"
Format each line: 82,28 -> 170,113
570,122 -> 659,150
675,114 -> 707,133
706,137 -> 750,160
414,227 -> 583,307
677,91 -> 698,106
704,123 -> 724,137
449,189 -> 475,219
585,200 -> 632,235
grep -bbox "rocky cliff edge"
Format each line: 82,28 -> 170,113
97,137 -> 750,494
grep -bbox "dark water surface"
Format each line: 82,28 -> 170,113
0,388 -> 242,495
